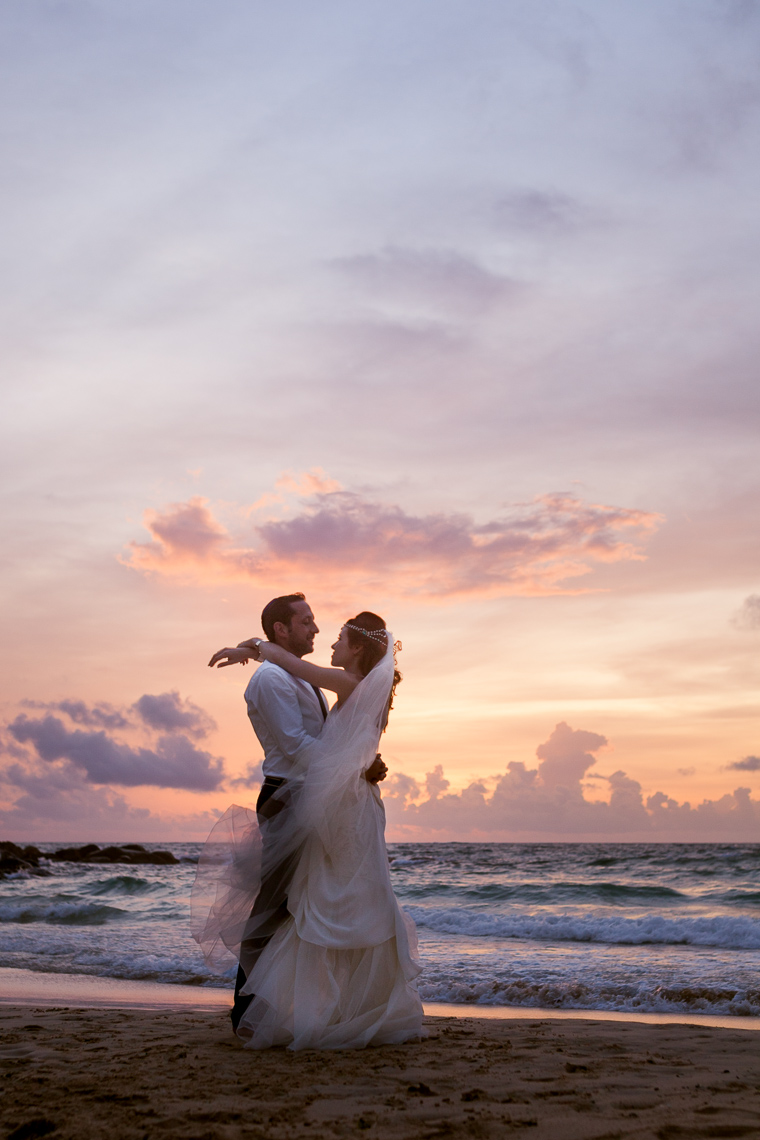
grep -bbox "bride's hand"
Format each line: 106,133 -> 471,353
208,647 -> 251,668
365,754 -> 388,784
239,638 -> 278,665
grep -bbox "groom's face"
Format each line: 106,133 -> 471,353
279,600 -> 319,658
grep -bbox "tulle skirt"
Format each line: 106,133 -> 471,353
192,797 -> 425,1051
238,914 -> 423,1051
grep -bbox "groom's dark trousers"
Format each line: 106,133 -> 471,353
230,777 -> 300,1032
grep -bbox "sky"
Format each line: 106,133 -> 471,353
1,0 -> 759,842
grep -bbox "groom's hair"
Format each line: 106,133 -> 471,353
261,593 -> 306,641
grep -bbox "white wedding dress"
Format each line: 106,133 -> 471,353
192,638 -> 424,1051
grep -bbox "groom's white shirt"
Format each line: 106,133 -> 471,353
244,660 -> 326,780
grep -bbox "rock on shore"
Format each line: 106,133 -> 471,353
0,840 -> 179,876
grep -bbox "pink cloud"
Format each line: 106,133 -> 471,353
0,756 -> 222,842
275,467 -> 342,496
2,694 -> 226,802
242,468 -> 342,516
132,692 -> 216,739
733,594 -> 760,630
126,497 -> 229,569
383,722 -> 760,841
535,721 -> 608,788
20,699 -> 129,730
727,755 -> 760,772
0,701 -> 228,842
8,714 -> 225,792
123,477 -> 662,598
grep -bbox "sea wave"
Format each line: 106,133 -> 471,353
0,902 -> 127,926
720,890 -> 760,906
68,950 -> 227,986
398,881 -> 688,905
85,876 -> 161,897
407,906 -> 760,950
3,841 -> 758,1019
418,973 -> 760,1017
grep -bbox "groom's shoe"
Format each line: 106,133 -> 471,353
230,964 -> 254,1033
230,993 -> 254,1033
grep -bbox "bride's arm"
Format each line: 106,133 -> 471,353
207,646 -> 250,668
242,640 -> 359,703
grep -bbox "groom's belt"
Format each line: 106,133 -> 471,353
262,776 -> 286,788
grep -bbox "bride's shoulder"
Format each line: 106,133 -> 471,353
329,675 -> 362,711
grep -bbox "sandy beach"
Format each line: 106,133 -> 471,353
2,998 -> 759,1140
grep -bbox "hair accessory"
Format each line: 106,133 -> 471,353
345,623 -> 389,644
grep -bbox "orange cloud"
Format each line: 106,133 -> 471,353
275,467 -> 342,496
122,477 -> 662,599
127,497 -> 229,568
242,468 -> 342,516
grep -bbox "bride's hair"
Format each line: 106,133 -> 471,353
344,611 -> 402,712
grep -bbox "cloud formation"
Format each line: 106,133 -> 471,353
7,714 -> 224,792
383,722 -> 760,841
727,755 -> 760,772
20,699 -> 129,730
332,246 -> 518,316
132,692 -> 216,739
0,746 -> 222,840
123,477 -> 661,598
494,188 -> 595,235
0,756 -> 149,829
229,761 -> 264,789
17,694 -> 216,743
3,694 -> 225,805
733,594 -> 760,630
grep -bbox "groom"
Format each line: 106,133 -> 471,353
209,592 -> 387,1030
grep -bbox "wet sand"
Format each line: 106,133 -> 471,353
2,1001 -> 759,1140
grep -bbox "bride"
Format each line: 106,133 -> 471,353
192,612 -> 424,1051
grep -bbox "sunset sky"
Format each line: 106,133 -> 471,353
2,0 -> 759,842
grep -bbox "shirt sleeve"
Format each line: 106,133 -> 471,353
248,669 -> 317,760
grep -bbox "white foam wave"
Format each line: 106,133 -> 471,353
407,906 -> 760,950
69,949 -> 228,986
417,975 -> 760,1017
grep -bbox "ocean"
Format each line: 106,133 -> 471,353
1,842 -> 758,1018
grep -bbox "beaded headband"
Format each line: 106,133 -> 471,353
344,623 -> 389,644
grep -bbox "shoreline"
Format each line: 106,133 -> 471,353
2,967 -> 759,1031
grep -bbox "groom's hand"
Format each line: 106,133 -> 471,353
365,754 -> 388,784
208,647 -> 251,668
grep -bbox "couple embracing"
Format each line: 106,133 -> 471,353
192,594 -> 424,1052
